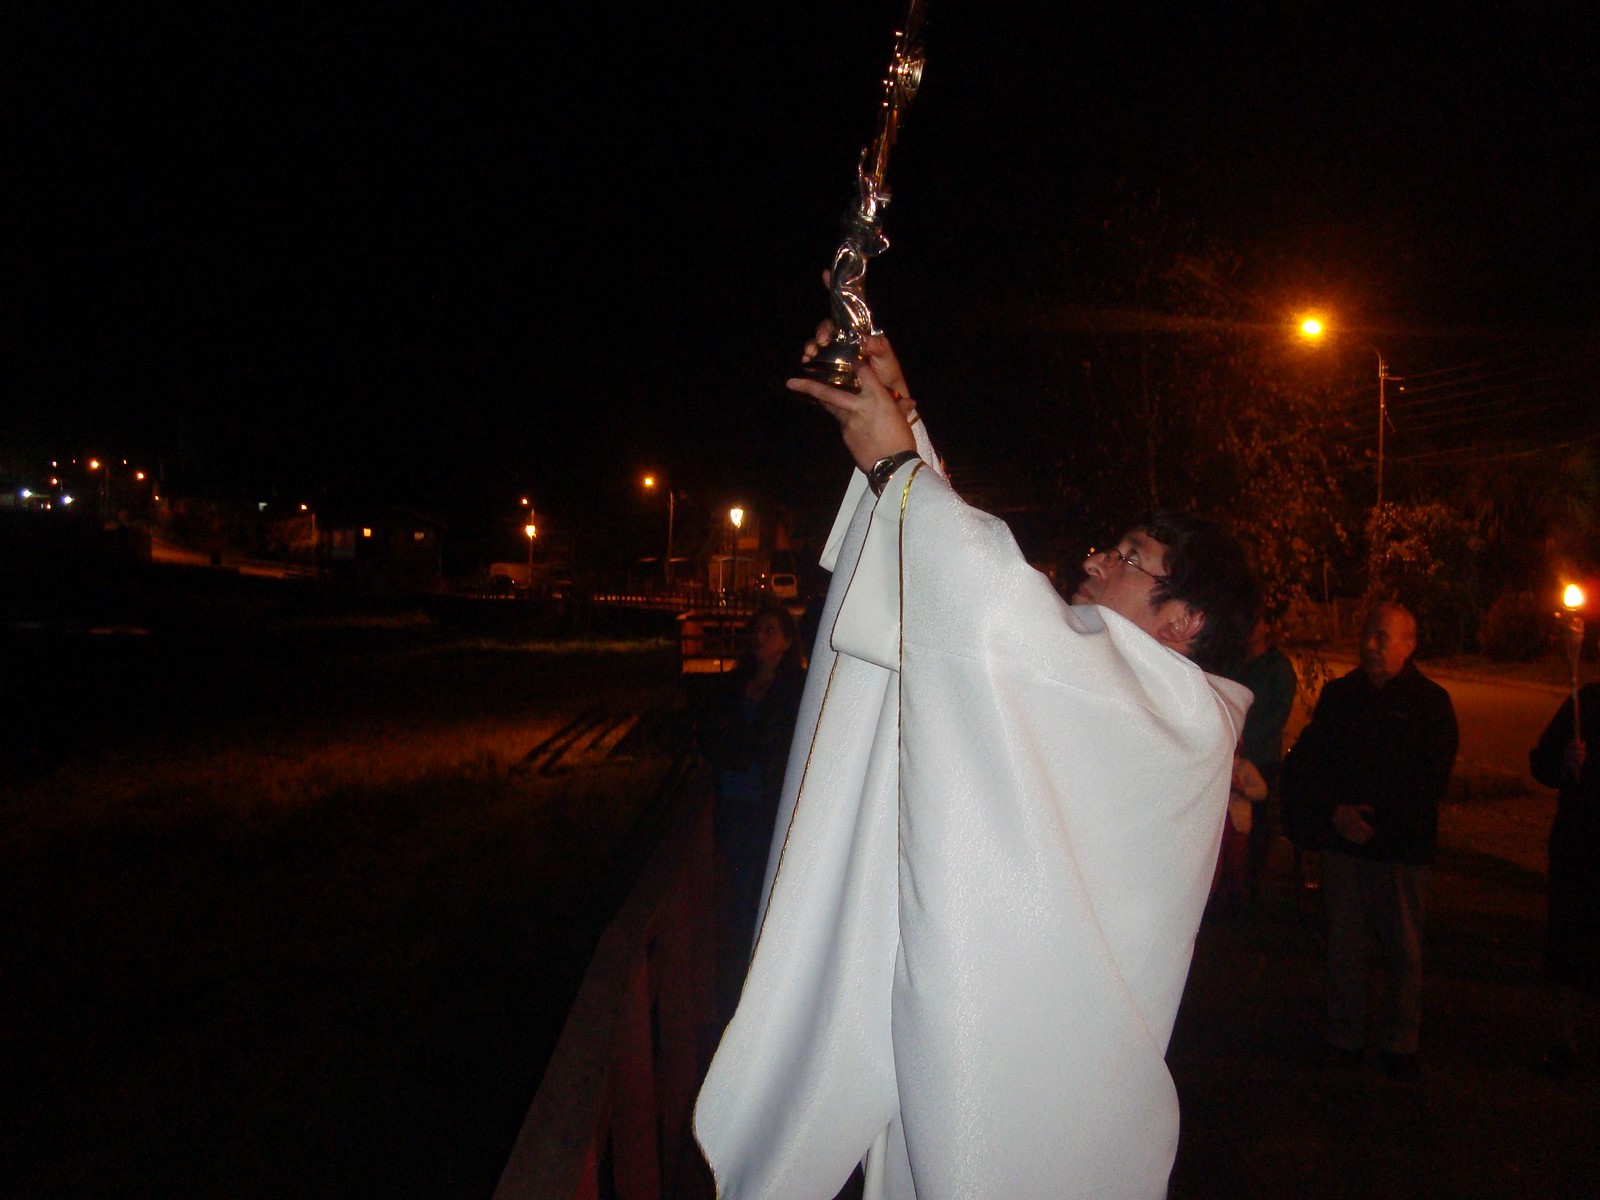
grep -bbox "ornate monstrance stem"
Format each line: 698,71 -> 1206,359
798,1 -> 926,392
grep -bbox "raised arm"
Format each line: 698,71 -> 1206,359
789,329 -> 918,474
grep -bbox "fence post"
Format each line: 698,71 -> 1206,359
611,960 -> 662,1198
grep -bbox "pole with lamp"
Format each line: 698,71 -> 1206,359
1298,317 -> 1397,512
712,506 -> 746,672
88,458 -> 109,514
728,507 -> 745,599
299,503 -> 317,573
518,498 -> 537,594
1561,583 -> 1586,744
641,474 -> 676,589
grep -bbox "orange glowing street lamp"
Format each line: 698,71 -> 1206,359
524,522 -> 538,587
1562,583 -> 1587,741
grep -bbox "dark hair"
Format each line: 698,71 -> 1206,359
737,602 -> 804,677
1136,510 -> 1259,674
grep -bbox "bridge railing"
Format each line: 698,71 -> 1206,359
590,587 -> 753,613
492,773 -> 720,1200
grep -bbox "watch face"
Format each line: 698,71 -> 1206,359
869,452 -> 916,495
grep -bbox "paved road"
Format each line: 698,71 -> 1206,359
1438,674 -> 1568,783
1289,655 -> 1570,785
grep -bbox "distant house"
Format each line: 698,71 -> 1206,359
699,505 -> 802,596
327,507 -> 446,595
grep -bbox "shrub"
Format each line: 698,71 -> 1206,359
1478,591 -> 1551,661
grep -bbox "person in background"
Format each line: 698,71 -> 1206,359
698,603 -> 807,1010
1528,679 -> 1600,1077
1228,613 -> 1298,902
1213,750 -> 1268,915
1281,601 -> 1458,1080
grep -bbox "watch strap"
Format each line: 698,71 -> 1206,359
868,450 -> 921,496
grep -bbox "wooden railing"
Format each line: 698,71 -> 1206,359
493,772 -> 720,1200
590,587 -> 755,613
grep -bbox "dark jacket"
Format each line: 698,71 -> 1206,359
1230,646 -> 1298,768
1529,682 -> 1600,862
1281,659 -> 1459,864
697,663 -> 808,812
1528,681 -> 1600,993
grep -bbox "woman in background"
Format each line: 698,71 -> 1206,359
698,603 -> 807,1009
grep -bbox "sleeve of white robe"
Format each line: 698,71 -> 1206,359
692,422 -> 944,1200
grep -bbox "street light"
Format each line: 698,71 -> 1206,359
1297,315 -> 1397,511
727,506 -> 745,596
1562,583 -> 1586,743
299,503 -> 317,554
525,522 -> 538,590
641,473 -> 677,588
87,458 -> 109,511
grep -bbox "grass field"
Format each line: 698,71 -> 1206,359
2,622 -> 689,1198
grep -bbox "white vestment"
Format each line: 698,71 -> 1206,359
693,428 -> 1251,1200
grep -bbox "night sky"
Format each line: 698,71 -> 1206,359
9,1 -> 1598,564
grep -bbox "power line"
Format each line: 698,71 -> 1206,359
1388,428 -> 1600,467
1395,389 -> 1582,436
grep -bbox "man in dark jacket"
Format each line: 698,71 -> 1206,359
1283,601 -> 1458,1078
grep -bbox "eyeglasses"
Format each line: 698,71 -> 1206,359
1086,544 -> 1167,582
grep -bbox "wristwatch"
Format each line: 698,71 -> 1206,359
867,450 -> 921,496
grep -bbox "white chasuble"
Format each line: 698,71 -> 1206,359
694,433 -> 1251,1200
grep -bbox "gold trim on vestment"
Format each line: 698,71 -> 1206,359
749,655 -> 839,962
748,460 -> 923,972
896,462 -> 923,915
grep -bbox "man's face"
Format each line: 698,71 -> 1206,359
1360,605 -> 1416,687
1073,529 -> 1191,641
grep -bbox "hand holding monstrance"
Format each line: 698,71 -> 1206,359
798,1 -> 926,392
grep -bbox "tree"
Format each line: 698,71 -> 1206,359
1415,439 -> 1600,609
1364,501 -> 1480,656
1040,191 -> 1364,628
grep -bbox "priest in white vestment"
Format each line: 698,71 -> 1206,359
693,333 -> 1258,1200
